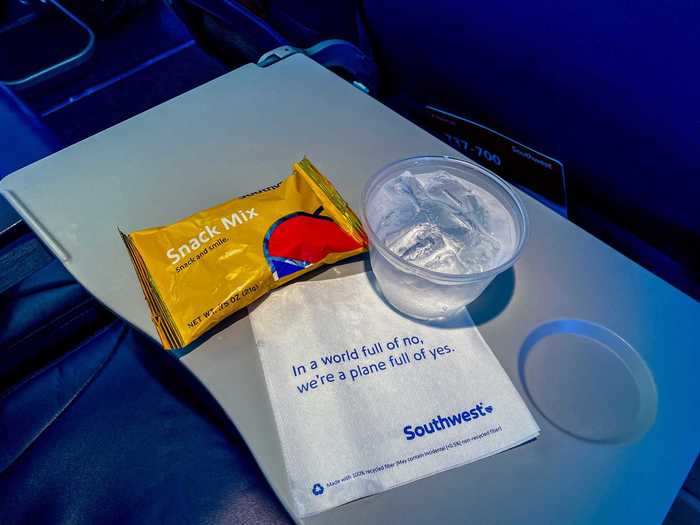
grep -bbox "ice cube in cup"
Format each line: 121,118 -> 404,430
361,156 -> 528,320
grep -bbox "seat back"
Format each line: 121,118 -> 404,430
364,0 -> 700,297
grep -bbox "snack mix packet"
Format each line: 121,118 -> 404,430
121,158 -> 367,349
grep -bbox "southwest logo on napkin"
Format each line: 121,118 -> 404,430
249,273 -> 540,518
403,402 -> 495,440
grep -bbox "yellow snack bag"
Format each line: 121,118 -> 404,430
121,158 -> 367,349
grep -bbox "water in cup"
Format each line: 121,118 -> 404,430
362,156 -> 527,320
368,170 -> 517,275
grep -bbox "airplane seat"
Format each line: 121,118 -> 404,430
167,0 -> 377,90
262,0 -> 372,52
362,1 -> 700,299
0,85 -> 58,181
0,86 -> 114,392
168,0 -> 370,57
0,83 -> 57,270
0,260 -> 114,393
0,320 -> 291,524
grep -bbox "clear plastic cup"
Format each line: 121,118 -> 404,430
361,156 -> 528,320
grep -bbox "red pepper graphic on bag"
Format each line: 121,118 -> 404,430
264,206 -> 364,280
